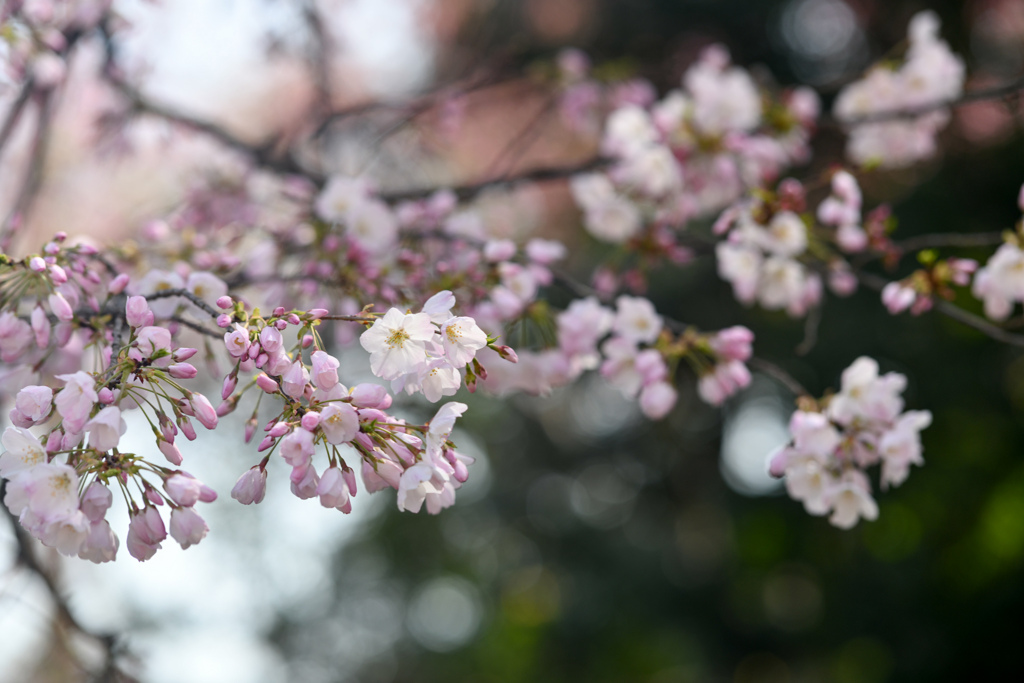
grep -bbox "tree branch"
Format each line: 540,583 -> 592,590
379,156 -> 611,203
856,270 -> 1024,347
825,74 -> 1024,126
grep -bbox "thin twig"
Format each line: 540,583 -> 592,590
824,74 -> 1024,127
0,89 -> 57,252
379,155 -> 611,203
168,316 -> 222,339
749,357 -> 810,397
856,270 -> 1024,347
0,78 -> 34,158
144,288 -> 220,318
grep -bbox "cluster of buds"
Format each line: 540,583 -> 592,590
0,289 -> 224,562
769,357 -> 931,529
882,252 -> 977,316
216,294 -> 499,516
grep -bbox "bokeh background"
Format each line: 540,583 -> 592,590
3,0 -> 1024,681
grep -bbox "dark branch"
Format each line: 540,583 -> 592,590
379,156 -> 611,203
826,74 -> 1024,126
856,270 -> 1024,347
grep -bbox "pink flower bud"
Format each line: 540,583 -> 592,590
231,467 -> 267,505
30,307 -> 50,348
159,439 -> 183,465
29,256 -> 46,272
269,422 -> 290,438
178,417 -> 197,441
216,295 -> 233,309
98,387 -> 114,404
216,400 -> 235,417
301,412 -> 321,431
169,507 -> 209,549
309,308 -> 328,319
125,296 -> 151,328
288,314 -> 301,325
257,435 -> 274,452
166,474 -> 204,507
48,292 -> 73,322
46,431 -> 63,453
342,467 -> 358,497
275,319 -> 288,330
349,383 -> 389,408
273,307 -> 286,317
174,347 -> 198,361
189,393 -> 218,430
301,334 -> 314,348
222,375 -> 237,399
81,482 -> 112,522
216,314 -> 232,328
244,418 -> 258,444
256,373 -> 279,393
259,326 -> 282,353
49,264 -> 67,284
282,361 -> 309,399
495,345 -> 518,363
109,273 -> 130,295
169,363 -> 198,379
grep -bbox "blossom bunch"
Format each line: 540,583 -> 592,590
714,180 -> 823,316
570,45 -> 818,245
834,11 -> 965,168
1,292 -> 223,562
769,357 -> 931,528
971,184 -> 1024,320
216,294 -> 497,517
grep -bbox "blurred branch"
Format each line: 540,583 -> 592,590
481,94 -> 558,180
0,88 -> 58,253
749,357 -> 810,397
0,481 -> 138,682
0,77 -> 34,158
301,0 -> 335,117
893,231 -> 1005,252
96,19 -> 316,181
380,155 -> 610,203
823,74 -> 1024,127
856,270 -> 1024,347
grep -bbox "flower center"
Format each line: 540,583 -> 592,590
386,328 -> 410,349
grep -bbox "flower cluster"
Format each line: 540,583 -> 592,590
359,291 -> 490,401
834,11 -> 965,168
0,291 -> 224,562
570,45 -> 818,245
972,184 -> 1024,320
714,180 -> 822,316
769,357 -> 931,528
216,297 -> 489,517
